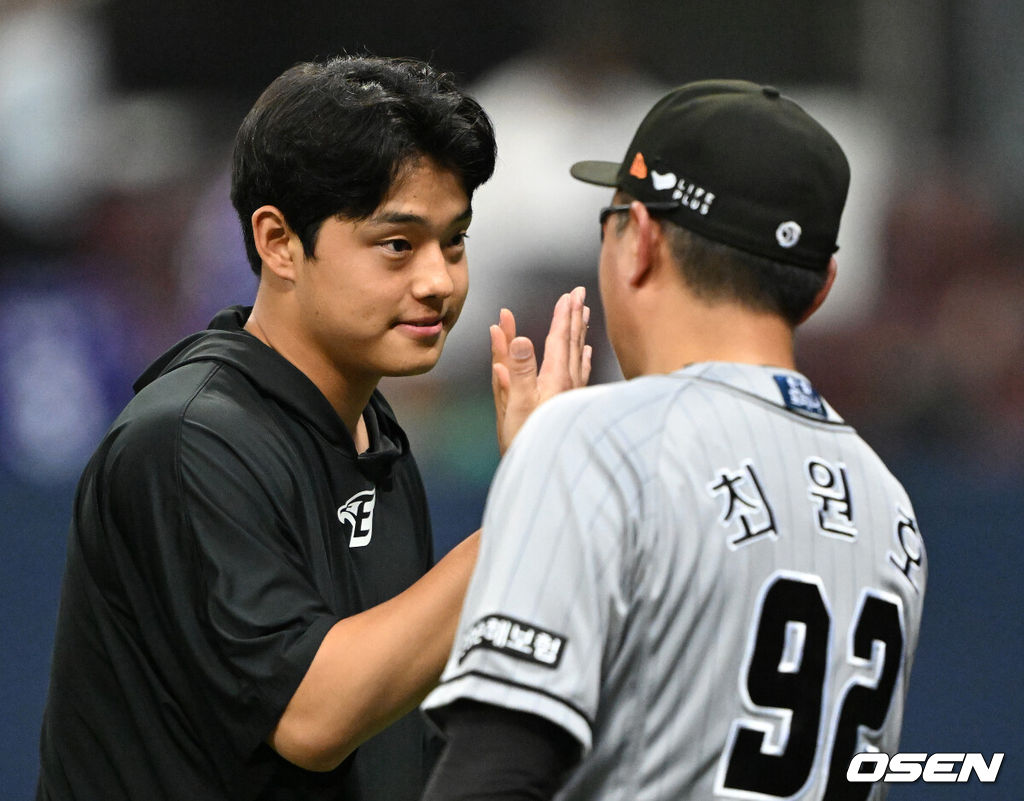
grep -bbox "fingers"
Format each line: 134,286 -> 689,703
491,308 -> 517,419
490,325 -> 509,430
539,286 -> 590,395
498,336 -> 540,455
491,360 -> 508,407
490,320 -> 509,368
506,336 -> 538,383
576,292 -> 591,388
490,289 -> 591,455
566,286 -> 590,389
538,290 -> 574,392
575,293 -> 591,387
568,288 -> 585,387
498,307 -> 516,346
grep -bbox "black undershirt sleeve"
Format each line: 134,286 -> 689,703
421,699 -> 583,801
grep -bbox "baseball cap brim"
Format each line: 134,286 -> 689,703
569,160 -> 620,187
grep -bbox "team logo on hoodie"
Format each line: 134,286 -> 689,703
338,489 -> 376,548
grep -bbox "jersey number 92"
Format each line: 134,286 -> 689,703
717,572 -> 905,801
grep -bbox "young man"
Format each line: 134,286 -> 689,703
36,56 -> 589,801
422,80 -> 927,799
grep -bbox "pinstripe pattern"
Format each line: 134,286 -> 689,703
423,361 -> 926,800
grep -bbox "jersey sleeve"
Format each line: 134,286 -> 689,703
102,399 -> 339,756
423,391 -> 639,753
421,701 -> 581,801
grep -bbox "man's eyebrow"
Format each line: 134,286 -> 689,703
369,206 -> 473,227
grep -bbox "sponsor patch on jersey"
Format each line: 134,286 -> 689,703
774,374 -> 827,419
458,614 -> 566,669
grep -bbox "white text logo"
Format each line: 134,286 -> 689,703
847,752 -> 1004,783
338,489 -> 376,548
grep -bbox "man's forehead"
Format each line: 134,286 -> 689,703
358,157 -> 473,227
369,206 -> 472,227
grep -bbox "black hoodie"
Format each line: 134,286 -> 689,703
38,307 -> 437,801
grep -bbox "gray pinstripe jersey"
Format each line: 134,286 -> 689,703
423,361 -> 926,800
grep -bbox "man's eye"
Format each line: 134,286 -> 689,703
448,232 -> 469,248
381,239 -> 412,253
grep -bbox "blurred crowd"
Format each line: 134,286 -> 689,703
2,2 -> 1021,798
1,0 -> 1020,497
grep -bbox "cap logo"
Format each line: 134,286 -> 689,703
651,170 -> 677,191
629,152 -> 648,179
776,221 -> 802,248
673,179 -> 715,216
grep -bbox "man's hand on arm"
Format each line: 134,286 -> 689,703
267,530 -> 481,771
267,288 -> 590,772
491,286 -> 592,455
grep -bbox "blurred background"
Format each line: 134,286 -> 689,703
1,0 -> 1020,797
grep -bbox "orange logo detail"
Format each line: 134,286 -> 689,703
629,152 -> 648,179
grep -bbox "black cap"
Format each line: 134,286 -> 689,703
571,80 -> 850,270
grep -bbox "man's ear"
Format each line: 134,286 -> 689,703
797,257 -> 838,325
251,205 -> 299,282
627,200 -> 657,288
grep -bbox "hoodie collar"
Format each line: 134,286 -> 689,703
134,306 -> 407,475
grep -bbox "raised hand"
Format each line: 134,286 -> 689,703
490,286 -> 592,456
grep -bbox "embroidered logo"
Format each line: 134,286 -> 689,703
774,374 -> 826,419
776,220 -> 802,248
338,489 -> 376,548
671,179 -> 715,215
651,169 -> 677,191
640,162 -> 715,215
629,152 -> 648,179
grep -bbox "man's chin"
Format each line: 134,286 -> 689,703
386,363 -> 436,378
384,352 -> 444,378
380,330 -> 451,377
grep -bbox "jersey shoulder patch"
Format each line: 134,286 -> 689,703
773,373 -> 827,419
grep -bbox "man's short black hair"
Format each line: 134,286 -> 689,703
661,221 -> 828,327
231,55 -> 497,275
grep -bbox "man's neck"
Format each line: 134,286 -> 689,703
627,294 -> 797,378
244,308 -> 377,449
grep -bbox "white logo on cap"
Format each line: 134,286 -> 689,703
651,170 -> 677,191
672,180 -> 715,215
776,221 -> 802,248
